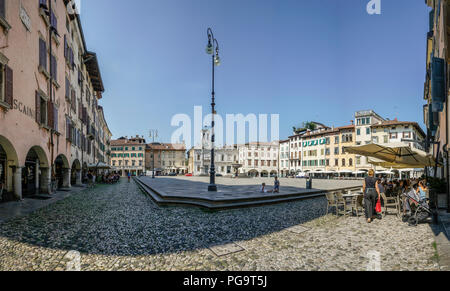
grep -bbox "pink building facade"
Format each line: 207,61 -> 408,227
0,0 -> 109,200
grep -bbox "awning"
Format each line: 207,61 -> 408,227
344,143 -> 439,168
353,170 -> 367,175
339,170 -> 353,174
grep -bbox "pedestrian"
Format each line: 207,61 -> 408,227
363,169 -> 381,223
127,172 -> 131,183
273,176 -> 280,193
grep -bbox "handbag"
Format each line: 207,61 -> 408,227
375,198 -> 382,213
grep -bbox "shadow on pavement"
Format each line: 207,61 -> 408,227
0,179 -> 329,257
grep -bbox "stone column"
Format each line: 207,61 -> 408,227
40,167 -> 51,194
63,168 -> 71,188
13,166 -> 22,200
76,170 -> 82,186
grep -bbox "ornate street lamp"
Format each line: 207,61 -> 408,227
206,28 -> 221,192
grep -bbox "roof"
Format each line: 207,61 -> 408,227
371,120 -> 426,138
84,51 -> 105,93
111,138 -> 146,146
146,143 -> 186,151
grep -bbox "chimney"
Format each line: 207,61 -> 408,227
350,120 -> 354,125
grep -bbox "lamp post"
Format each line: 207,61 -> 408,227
149,130 -> 158,179
206,28 -> 221,192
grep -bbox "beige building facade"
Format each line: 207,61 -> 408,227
146,143 -> 187,175
111,136 -> 146,176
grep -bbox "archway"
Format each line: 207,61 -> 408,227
22,147 -> 48,197
248,169 -> 259,178
260,171 -> 269,178
54,155 -> 70,189
270,170 -> 278,177
0,135 -> 19,201
71,160 -> 82,186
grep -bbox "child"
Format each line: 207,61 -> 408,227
260,183 -> 268,193
273,177 -> 280,193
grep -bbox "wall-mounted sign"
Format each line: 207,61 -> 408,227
20,6 -> 31,31
13,99 -> 34,119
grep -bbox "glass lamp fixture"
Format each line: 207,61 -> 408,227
206,42 -> 214,54
214,55 -> 221,66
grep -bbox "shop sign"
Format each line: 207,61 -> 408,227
13,99 -> 34,119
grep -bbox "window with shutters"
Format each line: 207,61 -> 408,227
0,61 -> 12,110
38,38 -> 49,77
35,92 -> 48,127
50,54 -> 57,82
0,63 -> 4,104
0,0 -> 11,31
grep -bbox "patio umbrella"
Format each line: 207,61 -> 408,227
344,143 -> 439,168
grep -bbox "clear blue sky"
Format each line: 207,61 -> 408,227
80,0 -> 429,143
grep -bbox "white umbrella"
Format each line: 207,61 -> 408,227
345,143 -> 439,168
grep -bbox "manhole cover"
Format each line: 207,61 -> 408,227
209,243 -> 245,257
286,225 -> 310,234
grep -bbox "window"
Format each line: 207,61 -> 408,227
0,62 -> 12,108
0,0 -> 5,19
335,159 -> 339,166
334,147 -> 339,155
384,136 -> 388,143
342,159 -> 346,166
357,129 -> 361,135
403,132 -> 412,139
35,92 -> 48,126
349,159 -> 353,166
335,136 -> 339,144
39,38 -> 47,72
390,133 -> 398,139
366,128 -> 370,135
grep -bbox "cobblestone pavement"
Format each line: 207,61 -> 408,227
0,179 -> 441,271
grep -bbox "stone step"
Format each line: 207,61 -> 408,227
134,177 -> 361,210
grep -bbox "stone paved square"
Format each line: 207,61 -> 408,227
0,179 -> 444,271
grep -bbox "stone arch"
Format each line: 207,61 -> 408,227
0,135 -> 19,166
22,146 -> 48,197
55,154 -> 70,169
71,159 -> 82,186
54,154 -> 70,189
26,146 -> 50,168
248,169 -> 259,177
0,135 -> 19,195
72,159 -> 81,171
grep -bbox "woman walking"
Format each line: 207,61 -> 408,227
363,169 -> 381,223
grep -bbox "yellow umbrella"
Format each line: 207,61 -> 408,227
344,143 -> 439,168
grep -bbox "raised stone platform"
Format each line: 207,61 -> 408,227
134,176 -> 363,210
